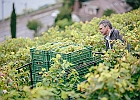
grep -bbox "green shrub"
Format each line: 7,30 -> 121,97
27,19 -> 43,37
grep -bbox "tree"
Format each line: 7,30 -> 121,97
55,0 -> 74,29
55,3 -> 72,22
103,9 -> 116,16
10,3 -> 16,38
55,0 -> 93,29
27,19 -> 43,37
56,18 -> 74,29
125,0 -> 140,9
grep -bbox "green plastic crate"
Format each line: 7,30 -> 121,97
30,43 -> 103,87
63,58 -> 96,81
30,48 -> 50,62
93,54 -> 102,61
50,45 -> 93,65
32,61 -> 49,72
31,61 -> 50,85
30,42 -> 74,62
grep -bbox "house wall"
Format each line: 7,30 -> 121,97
72,0 -> 132,22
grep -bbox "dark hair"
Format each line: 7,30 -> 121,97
99,20 -> 113,29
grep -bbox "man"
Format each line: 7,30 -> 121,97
99,20 -> 124,51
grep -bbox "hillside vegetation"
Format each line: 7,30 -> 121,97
0,8 -> 140,100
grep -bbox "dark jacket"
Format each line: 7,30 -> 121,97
104,28 -> 124,51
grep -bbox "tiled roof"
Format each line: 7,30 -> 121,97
72,0 -> 132,22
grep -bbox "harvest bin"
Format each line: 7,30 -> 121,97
29,43 -> 103,87
50,45 -> 93,65
30,48 -> 50,85
63,55 -> 103,91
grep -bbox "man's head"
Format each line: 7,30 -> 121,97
99,20 -> 112,36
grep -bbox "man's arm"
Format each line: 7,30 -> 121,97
116,30 -> 124,42
116,30 -> 130,52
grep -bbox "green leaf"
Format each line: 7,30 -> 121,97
138,77 -> 140,88
100,97 -> 108,100
61,91 -> 68,99
119,87 -> 125,93
93,82 -> 104,91
124,94 -> 131,100
98,76 -> 104,82
107,81 -> 114,89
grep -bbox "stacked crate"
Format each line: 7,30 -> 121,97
50,45 -> 93,65
30,48 -> 50,85
30,42 -> 74,85
30,43 -> 103,86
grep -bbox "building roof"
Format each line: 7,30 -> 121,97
72,0 -> 132,22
